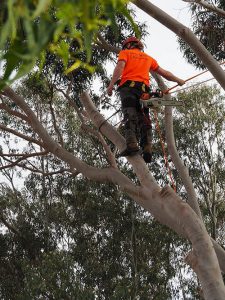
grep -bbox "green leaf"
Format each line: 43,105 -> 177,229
121,6 -> 140,38
7,0 -> 17,40
0,21 -> 11,48
49,40 -> 70,66
64,60 -> 82,74
31,0 -> 52,19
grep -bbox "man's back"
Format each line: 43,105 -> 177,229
118,49 -> 159,86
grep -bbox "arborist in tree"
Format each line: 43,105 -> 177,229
107,37 -> 185,163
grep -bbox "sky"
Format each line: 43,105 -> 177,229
133,0 -> 196,80
129,0 -> 217,91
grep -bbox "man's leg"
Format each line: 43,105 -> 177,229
119,87 -> 140,156
138,107 -> 153,163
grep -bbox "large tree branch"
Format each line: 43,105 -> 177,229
2,86 -> 138,194
80,91 -> 225,299
57,88 -> 117,167
134,0 -> 225,92
152,72 -> 225,274
152,72 -> 203,219
0,103 -> 30,123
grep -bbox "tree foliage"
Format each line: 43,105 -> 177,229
0,1 -> 225,299
179,0 -> 225,68
0,0 -> 139,87
174,85 -> 225,242
0,76 -> 224,299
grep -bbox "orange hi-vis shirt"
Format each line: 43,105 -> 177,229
118,49 -> 159,87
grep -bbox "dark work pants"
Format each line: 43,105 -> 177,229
118,86 -> 152,148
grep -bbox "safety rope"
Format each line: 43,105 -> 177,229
163,60 -> 225,94
153,109 -> 176,192
169,76 -> 217,94
98,108 -> 121,131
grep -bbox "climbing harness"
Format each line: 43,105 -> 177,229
117,80 -> 148,92
97,86 -> 183,140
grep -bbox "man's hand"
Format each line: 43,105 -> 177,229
107,60 -> 125,96
107,83 -> 114,96
177,79 -> 185,86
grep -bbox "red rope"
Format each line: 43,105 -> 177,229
163,61 -> 225,94
153,110 -> 176,192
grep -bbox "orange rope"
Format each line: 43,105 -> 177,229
154,109 -> 176,192
163,61 -> 225,94
169,76 -> 216,94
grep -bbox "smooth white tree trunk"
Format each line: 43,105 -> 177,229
2,86 -> 225,299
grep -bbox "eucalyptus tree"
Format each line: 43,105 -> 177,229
180,0 -> 225,68
174,85 -> 225,242
0,1 -> 225,299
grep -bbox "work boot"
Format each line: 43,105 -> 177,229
119,142 -> 140,157
142,144 -> 152,163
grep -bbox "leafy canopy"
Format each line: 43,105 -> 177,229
0,0 -> 138,87
179,0 -> 225,68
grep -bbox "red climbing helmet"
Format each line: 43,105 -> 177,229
122,37 -> 144,50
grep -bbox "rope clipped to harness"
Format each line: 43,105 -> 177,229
153,109 -> 176,192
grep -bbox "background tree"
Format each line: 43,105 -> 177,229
174,85 -> 225,243
180,0 -> 225,68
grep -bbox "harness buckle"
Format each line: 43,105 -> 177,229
129,81 -> 136,88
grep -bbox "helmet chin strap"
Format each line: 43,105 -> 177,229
124,42 -> 138,50
126,43 -> 131,49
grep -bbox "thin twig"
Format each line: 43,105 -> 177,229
0,103 -> 30,123
49,101 -> 64,146
183,0 -> 225,18
0,123 -> 44,147
81,123 -> 117,168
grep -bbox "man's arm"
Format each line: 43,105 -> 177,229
155,67 -> 185,86
107,60 -> 126,96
